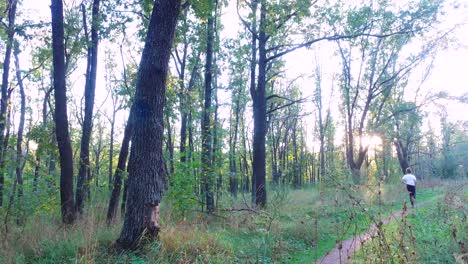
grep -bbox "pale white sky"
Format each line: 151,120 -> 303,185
15,0 -> 468,150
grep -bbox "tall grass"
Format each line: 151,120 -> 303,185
0,181 -> 461,263
352,182 -> 467,263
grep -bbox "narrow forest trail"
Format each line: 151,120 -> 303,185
316,208 -> 409,264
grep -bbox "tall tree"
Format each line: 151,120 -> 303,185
200,0 -> 217,213
173,9 -> 202,164
106,108 -> 134,224
334,1 -> 442,183
117,0 -> 181,249
0,0 -> 18,207
312,61 -> 332,182
13,45 -> 26,217
50,0 -> 76,224
76,0 -> 101,213
251,0 -> 268,207
226,38 -> 249,197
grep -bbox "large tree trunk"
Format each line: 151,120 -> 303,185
51,0 -> 76,224
201,4 -> 215,213
251,0 -> 267,208
117,0 -> 181,249
76,0 -> 100,213
0,0 -> 17,207
107,109 -> 134,224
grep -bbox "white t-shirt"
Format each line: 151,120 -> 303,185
402,174 -> 417,186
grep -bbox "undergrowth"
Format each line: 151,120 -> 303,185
352,182 -> 467,264
0,180 -> 462,263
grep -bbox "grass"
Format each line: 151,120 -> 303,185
351,181 -> 467,263
0,180 -> 463,263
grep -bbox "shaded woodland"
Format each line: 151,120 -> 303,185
0,0 -> 467,262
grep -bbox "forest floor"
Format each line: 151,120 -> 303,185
0,179 -> 466,263
349,181 -> 467,264
317,196 -> 436,264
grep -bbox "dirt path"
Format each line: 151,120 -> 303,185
316,208 -> 409,264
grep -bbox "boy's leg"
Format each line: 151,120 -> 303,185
410,193 -> 415,208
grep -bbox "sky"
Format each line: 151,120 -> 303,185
221,0 -> 468,148
14,0 -> 468,150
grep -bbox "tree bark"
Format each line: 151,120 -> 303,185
108,105 -> 116,189
251,0 -> 267,207
201,4 -> 215,213
51,0 -> 76,224
76,0 -> 101,213
13,46 -> 26,223
0,0 -> 17,207
117,0 -> 181,249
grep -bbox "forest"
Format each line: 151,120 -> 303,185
0,0 -> 467,263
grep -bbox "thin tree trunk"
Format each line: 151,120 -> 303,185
117,0 -> 181,249
292,119 -> 299,188
177,12 -> 189,163
241,118 -> 250,193
229,93 -> 240,197
51,0 -> 76,224
108,108 -> 115,189
107,110 -> 134,224
121,176 -> 128,218
76,0 -> 101,213
395,140 -> 410,174
13,46 -> 26,224
165,114 -> 174,174
0,0 -> 17,208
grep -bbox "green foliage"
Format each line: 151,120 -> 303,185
0,182 -> 460,263
190,0 -> 215,19
165,162 -> 200,219
353,185 -> 465,263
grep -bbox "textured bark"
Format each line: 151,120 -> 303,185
13,47 -> 26,212
201,2 -> 216,213
106,110 -> 134,224
76,0 -> 100,213
251,0 -> 267,207
117,0 -> 181,249
51,0 -> 76,224
0,0 -> 17,207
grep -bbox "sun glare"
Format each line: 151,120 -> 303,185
360,135 -> 383,151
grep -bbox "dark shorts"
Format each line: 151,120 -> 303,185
406,185 -> 416,198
